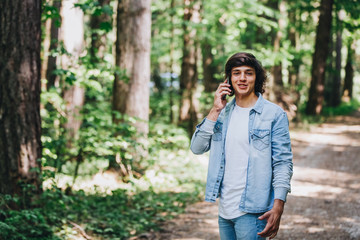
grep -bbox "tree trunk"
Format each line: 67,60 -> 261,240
324,26 -> 334,106
243,21 -> 256,49
46,0 -> 62,90
0,0 -> 42,198
41,8 -> 52,87
178,0 -> 200,137
288,9 -> 301,106
329,13 -> 342,107
343,40 -> 354,99
61,0 -> 85,142
89,0 -> 111,63
202,42 -> 218,92
265,0 -> 283,103
112,0 -> 151,135
305,0 -> 334,115
169,0 -> 176,123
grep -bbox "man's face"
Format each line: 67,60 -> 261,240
231,65 -> 256,97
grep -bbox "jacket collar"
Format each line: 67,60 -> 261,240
252,92 -> 265,114
227,92 -> 264,114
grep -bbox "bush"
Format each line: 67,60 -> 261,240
322,99 -> 360,116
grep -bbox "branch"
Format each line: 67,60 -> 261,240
68,220 -> 92,240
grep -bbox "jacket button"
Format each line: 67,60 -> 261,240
217,180 -> 219,183
213,194 -> 216,196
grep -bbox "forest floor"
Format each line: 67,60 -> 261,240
149,111 -> 360,240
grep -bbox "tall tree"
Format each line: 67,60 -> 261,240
200,1 -> 218,93
89,0 -> 111,64
202,41 -> 218,92
61,0 -> 85,142
46,0 -> 62,90
200,0 -> 227,93
339,0 -> 360,100
178,0 -> 201,136
269,0 -> 285,103
0,0 -> 42,197
112,0 -> 151,134
169,0 -> 176,123
287,5 -> 301,107
306,0 -> 334,115
328,10 -> 344,107
343,39 -> 355,99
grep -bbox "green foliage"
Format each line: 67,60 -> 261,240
0,194 -> 57,240
1,124 -> 204,238
41,88 -> 68,172
296,99 -> 360,127
36,49 -> 204,238
41,63 -> 141,178
42,0 -> 61,27
0,185 -> 200,239
74,0 -> 113,18
322,99 -> 360,116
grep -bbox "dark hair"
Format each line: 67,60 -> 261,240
225,52 -> 267,95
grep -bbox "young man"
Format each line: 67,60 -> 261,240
190,52 -> 293,240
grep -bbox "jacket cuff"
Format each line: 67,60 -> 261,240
198,118 -> 216,133
274,187 -> 289,202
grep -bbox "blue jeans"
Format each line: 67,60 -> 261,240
218,214 -> 267,240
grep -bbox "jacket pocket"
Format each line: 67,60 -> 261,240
212,122 -> 223,141
251,129 -> 270,150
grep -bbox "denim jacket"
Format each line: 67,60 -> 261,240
190,93 -> 293,213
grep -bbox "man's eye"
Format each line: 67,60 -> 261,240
246,72 -> 253,75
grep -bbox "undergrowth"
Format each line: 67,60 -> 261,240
0,120 -> 206,240
0,187 -> 200,240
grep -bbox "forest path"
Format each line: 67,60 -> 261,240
155,111 -> 360,240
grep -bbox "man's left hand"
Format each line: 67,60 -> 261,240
257,199 -> 285,239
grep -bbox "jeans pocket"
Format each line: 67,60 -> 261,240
255,215 -> 267,239
251,129 -> 270,151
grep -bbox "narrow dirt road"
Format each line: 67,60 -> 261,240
156,113 -> 360,240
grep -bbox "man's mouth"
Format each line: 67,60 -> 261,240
238,84 -> 248,88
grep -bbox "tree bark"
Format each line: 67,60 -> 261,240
0,0 -> 42,197
202,42 -> 217,92
265,0 -> 283,103
41,8 -> 52,86
324,26 -> 334,106
178,0 -> 200,137
329,13 -> 342,107
61,0 -> 85,142
46,0 -> 62,90
305,0 -> 334,115
89,0 -> 111,63
112,0 -> 151,134
343,40 -> 354,99
288,8 -> 300,98
169,0 -> 176,123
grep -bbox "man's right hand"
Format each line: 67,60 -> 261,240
207,80 -> 232,121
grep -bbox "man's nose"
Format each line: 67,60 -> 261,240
240,72 -> 246,80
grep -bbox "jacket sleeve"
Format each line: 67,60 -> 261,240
190,118 -> 216,155
271,111 -> 293,202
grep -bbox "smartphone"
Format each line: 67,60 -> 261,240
222,77 -> 230,100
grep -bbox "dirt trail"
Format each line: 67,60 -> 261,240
156,113 -> 360,240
